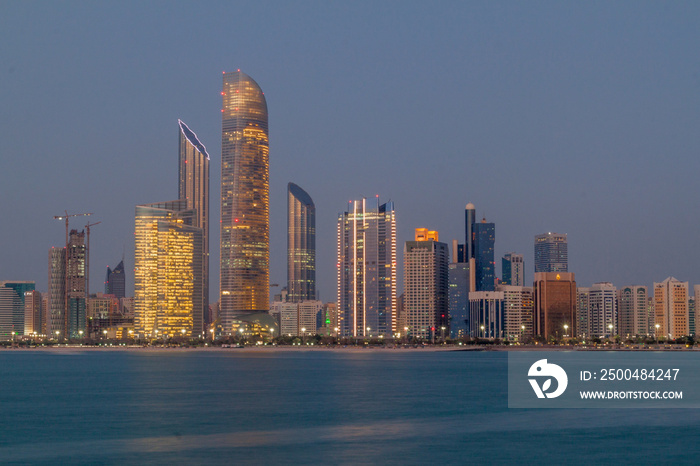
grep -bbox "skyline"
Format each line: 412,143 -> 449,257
2,2 -> 700,302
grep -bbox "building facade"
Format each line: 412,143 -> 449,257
469,291 -> 505,339
534,272 -> 576,340
474,219 -> 495,291
448,261 -> 470,338
501,252 -> 524,286
178,119 -> 210,323
617,285 -> 648,338
534,233 -> 568,273
403,229 -> 449,340
654,277 -> 689,340
498,285 -> 533,342
48,247 -> 65,337
337,198 -> 397,337
134,201 -> 204,338
105,260 -> 126,300
220,70 -> 270,329
287,183 -> 316,302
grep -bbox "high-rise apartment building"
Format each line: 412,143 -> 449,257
404,229 -> 449,340
502,252 -> 524,286
585,282 -> 617,337
287,183 -> 316,303
105,260 -> 126,299
134,200 -> 204,337
337,198 -> 396,337
654,277 -> 688,339
618,285 -> 648,338
534,233 -> 568,273
220,70 -> 270,330
497,285 -> 533,342
534,272 -> 576,339
576,287 -> 590,338
0,281 -> 35,339
178,119 -> 210,320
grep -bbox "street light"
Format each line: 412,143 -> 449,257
521,325 -> 525,343
655,324 -> 660,345
441,326 -> 446,343
480,325 -> 485,339
404,326 -> 409,343
367,327 -> 371,338
563,324 -> 569,339
301,327 -> 306,345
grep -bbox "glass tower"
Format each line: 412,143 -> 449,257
337,198 -> 397,337
178,119 -> 210,321
534,233 -> 568,273
475,220 -> 495,291
287,183 -> 316,303
220,70 -> 269,330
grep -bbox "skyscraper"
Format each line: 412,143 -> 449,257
448,262 -> 469,338
48,247 -> 65,337
66,229 -> 86,338
105,260 -> 126,299
134,200 -> 204,337
586,282 -> 617,337
287,183 -> 316,303
534,233 -> 568,273
501,252 -> 524,286
337,198 -> 396,337
474,219 -> 495,291
404,229 -> 449,340
178,119 -> 210,319
220,70 -> 270,330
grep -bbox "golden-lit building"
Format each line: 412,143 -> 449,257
220,70 -> 270,331
134,200 -> 203,338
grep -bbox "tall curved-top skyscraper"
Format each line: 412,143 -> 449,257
287,183 -> 316,302
220,70 -> 269,330
178,119 -> 210,327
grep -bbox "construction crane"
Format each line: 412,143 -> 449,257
53,211 -> 93,245
85,221 -> 101,299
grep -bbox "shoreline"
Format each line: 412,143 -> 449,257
2,344 -> 698,353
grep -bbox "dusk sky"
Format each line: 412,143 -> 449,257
2,1 -> 699,302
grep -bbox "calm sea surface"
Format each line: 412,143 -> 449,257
0,348 -> 698,465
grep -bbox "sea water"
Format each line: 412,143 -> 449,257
0,349 -> 697,464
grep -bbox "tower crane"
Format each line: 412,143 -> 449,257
53,211 -> 93,245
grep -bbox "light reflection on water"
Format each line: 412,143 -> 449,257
0,350 -> 698,464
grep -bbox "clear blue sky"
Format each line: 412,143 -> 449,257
2,1 -> 699,301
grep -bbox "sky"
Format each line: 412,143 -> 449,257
2,1 -> 700,302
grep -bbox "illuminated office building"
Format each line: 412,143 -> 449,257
448,262 -> 469,338
475,219 -> 495,291
220,70 -> 270,331
337,198 -> 397,337
404,228 -> 449,340
469,291 -> 504,338
287,183 -> 316,302
134,200 -> 204,337
178,119 -> 210,320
